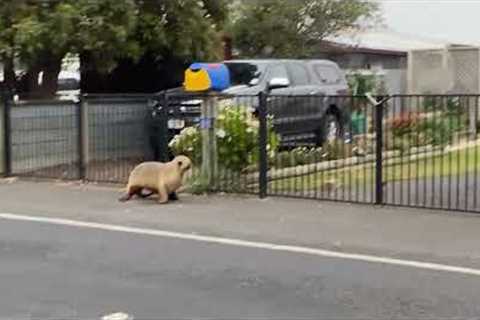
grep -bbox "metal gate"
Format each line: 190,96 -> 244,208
2,92 -> 480,213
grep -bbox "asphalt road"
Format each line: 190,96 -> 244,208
1,218 -> 480,319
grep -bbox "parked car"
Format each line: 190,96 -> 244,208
56,74 -> 80,101
149,59 -> 351,157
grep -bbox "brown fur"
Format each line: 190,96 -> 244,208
119,155 -> 192,204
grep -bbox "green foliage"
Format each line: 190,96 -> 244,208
167,126 -> 203,165
169,104 -> 280,173
347,72 -> 378,96
389,112 -> 420,137
423,95 -> 464,115
229,0 -> 379,58
275,147 -> 324,168
136,0 -> 226,61
389,112 -> 462,153
184,174 -> 211,195
72,0 -> 139,72
0,0 -> 227,93
0,0 -> 138,68
275,139 -> 351,168
417,117 -> 457,147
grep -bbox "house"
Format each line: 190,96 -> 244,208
315,28 -> 475,94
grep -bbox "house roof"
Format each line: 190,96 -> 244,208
324,28 -> 476,53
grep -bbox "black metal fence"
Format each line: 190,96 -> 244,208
1,94 -> 154,183
1,92 -> 480,213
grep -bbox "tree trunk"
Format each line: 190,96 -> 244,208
80,51 -> 108,93
2,54 -> 16,92
40,57 -> 62,97
18,66 -> 41,97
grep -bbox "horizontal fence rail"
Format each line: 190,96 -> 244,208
1,92 -> 480,213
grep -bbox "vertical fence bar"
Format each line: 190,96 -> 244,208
258,91 -> 268,199
375,97 -> 384,205
79,95 -> 89,181
2,91 -> 12,177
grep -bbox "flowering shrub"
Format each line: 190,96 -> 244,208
169,104 -> 279,172
168,127 -> 202,164
386,111 -> 458,152
387,112 -> 420,137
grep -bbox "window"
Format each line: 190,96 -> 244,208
314,65 -> 341,84
268,65 -> 289,80
57,78 -> 80,91
288,63 -> 310,86
225,62 -> 267,86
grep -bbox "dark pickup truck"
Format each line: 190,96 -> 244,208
150,59 -> 351,156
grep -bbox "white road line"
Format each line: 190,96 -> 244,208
1,212 -> 480,277
101,312 -> 133,320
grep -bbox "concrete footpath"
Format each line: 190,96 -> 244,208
1,179 -> 480,269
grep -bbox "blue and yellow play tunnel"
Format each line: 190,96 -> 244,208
184,63 -> 230,92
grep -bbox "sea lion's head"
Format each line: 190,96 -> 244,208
173,155 -> 192,173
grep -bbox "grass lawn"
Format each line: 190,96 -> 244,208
268,145 -> 480,192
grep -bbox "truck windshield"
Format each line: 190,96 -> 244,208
225,62 -> 266,86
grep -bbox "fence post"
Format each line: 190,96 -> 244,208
0,92 -> 5,176
200,93 -> 218,188
78,95 -> 89,181
158,92 -> 170,162
258,91 -> 268,199
1,91 -> 12,177
374,96 -> 384,205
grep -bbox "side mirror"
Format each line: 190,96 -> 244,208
267,77 -> 290,90
249,78 -> 260,86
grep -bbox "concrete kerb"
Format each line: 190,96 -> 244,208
245,137 -> 480,186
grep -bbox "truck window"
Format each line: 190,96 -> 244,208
268,65 -> 289,80
314,65 -> 341,84
288,63 -> 310,86
225,62 -> 267,86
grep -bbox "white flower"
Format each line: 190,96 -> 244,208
168,136 -> 179,147
246,127 -> 254,133
184,127 -> 197,136
216,129 -> 226,138
218,98 -> 234,108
